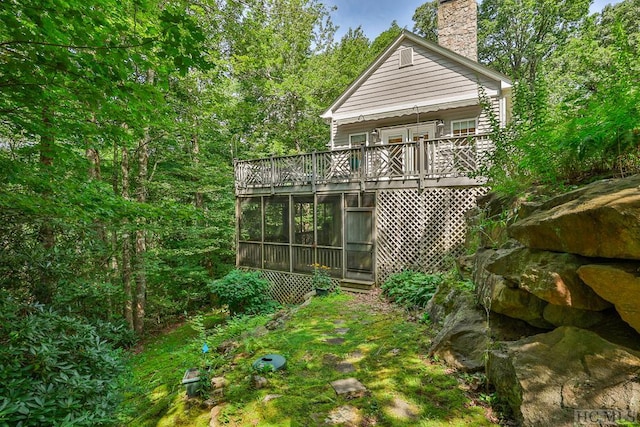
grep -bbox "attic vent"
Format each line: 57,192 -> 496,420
399,47 -> 413,68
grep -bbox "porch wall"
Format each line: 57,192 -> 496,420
375,186 -> 487,283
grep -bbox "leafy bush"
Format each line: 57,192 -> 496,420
381,271 -> 443,309
311,264 -> 333,291
0,292 -> 127,426
207,270 -> 280,316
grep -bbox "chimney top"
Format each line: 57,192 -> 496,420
437,0 -> 478,62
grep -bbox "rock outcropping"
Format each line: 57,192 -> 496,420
437,175 -> 640,426
488,327 -> 640,427
509,175 -> 640,260
476,175 -> 640,335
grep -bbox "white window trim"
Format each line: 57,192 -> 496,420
451,118 -> 477,136
348,132 -> 368,148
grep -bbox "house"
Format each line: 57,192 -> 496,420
234,0 -> 512,302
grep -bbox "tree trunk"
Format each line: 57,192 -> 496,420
192,132 -> 204,209
134,123 -> 151,334
110,143 -> 120,306
121,148 -> 134,329
36,107 -> 55,304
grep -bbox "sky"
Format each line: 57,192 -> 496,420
324,0 -> 624,40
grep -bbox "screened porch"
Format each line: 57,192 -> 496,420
237,192 -> 376,282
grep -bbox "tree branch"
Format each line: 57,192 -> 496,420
0,38 -> 158,50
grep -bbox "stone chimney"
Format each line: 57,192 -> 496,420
437,0 -> 478,61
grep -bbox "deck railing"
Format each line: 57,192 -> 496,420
235,134 -> 492,191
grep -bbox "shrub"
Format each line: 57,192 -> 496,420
207,270 -> 280,316
381,271 -> 443,309
311,264 -> 333,291
0,292 -> 127,426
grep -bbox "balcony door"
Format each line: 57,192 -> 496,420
345,208 -> 374,281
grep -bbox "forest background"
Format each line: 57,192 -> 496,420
0,0 -> 639,424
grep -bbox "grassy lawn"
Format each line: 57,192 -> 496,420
121,291 -> 499,426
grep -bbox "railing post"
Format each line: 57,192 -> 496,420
233,158 -> 239,193
360,144 -> 366,191
311,151 -> 317,194
270,155 -> 275,195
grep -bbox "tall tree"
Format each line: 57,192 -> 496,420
412,1 -> 439,42
227,0 -> 337,156
478,0 -> 590,85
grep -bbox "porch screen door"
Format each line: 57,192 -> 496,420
345,208 -> 374,281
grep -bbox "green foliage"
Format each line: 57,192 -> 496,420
0,292 -> 127,426
412,1 -> 438,42
208,270 -> 280,316
478,0 -> 590,84
311,264 -> 332,291
381,271 -> 443,309
480,1 -> 640,193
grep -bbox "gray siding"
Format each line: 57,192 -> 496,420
334,40 -> 499,117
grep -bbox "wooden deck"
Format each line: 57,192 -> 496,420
235,134 -> 492,195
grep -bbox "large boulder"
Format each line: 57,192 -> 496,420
577,263 -> 640,334
488,327 -> 640,427
427,289 -> 488,372
474,249 -> 552,329
542,304 -> 606,329
487,281 -> 552,329
508,175 -> 640,260
486,247 -> 611,311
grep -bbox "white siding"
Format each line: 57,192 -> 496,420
334,40 -> 499,117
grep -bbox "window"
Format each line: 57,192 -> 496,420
264,197 -> 289,243
451,119 -> 476,136
410,123 -> 435,142
239,198 -> 262,242
293,196 -> 314,245
349,133 -> 367,147
380,128 -> 406,144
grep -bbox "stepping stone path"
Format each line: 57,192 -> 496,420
335,361 -> 355,374
334,327 -> 350,335
325,405 -> 361,425
324,337 -> 345,345
389,397 -> 419,421
330,378 -> 368,399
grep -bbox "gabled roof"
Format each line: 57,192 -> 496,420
321,30 -> 512,120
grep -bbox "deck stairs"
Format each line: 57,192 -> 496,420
339,279 -> 375,294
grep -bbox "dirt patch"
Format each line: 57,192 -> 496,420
346,287 -> 398,316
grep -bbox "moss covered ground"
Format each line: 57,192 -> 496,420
121,291 -> 500,426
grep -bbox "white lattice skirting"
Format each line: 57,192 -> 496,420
376,187 -> 486,283
243,269 -> 340,304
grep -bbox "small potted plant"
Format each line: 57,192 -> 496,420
312,264 -> 332,296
